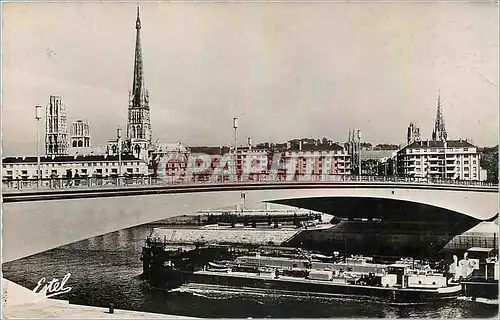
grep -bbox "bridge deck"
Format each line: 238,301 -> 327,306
3,176 -> 498,203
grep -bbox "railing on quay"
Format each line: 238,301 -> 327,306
2,174 -> 498,192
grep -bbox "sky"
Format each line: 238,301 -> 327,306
2,1 -> 498,156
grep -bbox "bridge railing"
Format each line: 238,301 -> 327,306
2,174 -> 497,192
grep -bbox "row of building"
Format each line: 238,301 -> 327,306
1,135 -> 488,182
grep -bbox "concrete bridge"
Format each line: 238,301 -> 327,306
2,175 -> 498,262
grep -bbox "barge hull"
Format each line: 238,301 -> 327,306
462,280 -> 499,300
162,270 -> 461,303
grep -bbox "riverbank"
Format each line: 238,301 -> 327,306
2,278 -> 196,319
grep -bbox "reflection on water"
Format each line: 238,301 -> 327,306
2,224 -> 498,318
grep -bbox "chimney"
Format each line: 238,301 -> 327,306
299,141 -> 303,151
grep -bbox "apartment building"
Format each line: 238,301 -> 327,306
396,139 -> 484,181
2,154 -> 148,180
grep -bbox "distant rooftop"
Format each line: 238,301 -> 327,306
288,143 -> 344,152
3,154 -> 143,164
404,139 -> 476,149
361,150 -> 397,160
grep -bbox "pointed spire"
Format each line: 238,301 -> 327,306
127,6 -> 152,145
432,90 -> 447,141
136,5 -> 141,30
132,5 -> 146,109
437,89 -> 441,118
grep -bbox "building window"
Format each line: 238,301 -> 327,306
473,160 -> 477,165
464,160 -> 469,165
464,148 -> 468,151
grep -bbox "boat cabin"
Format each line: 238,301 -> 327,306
382,264 -> 406,288
466,247 -> 496,261
466,247 -> 498,280
382,263 -> 447,289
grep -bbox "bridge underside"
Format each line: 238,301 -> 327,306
2,185 -> 497,262
272,197 -> 493,258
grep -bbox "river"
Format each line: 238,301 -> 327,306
2,224 -> 498,318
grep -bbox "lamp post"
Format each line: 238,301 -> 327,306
117,127 -> 122,182
233,117 -> 238,154
443,140 -> 447,180
233,117 -> 238,181
35,105 -> 42,186
357,129 -> 362,176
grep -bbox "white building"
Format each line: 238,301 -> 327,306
286,141 -> 352,177
397,139 -> 484,181
70,120 -> 91,148
150,142 -> 189,177
2,154 -> 148,180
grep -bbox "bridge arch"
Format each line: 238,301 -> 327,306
2,182 -> 497,262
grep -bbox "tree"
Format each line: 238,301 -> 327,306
480,146 -> 498,182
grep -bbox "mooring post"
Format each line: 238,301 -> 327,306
109,303 -> 114,314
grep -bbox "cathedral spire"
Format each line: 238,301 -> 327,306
432,90 -> 447,141
127,5 -> 152,157
136,6 -> 141,30
131,5 -> 146,110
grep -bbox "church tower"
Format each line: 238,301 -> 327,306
45,95 -> 69,155
431,93 -> 447,141
126,6 -> 152,160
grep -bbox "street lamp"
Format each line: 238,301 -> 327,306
357,129 -> 362,176
233,117 -> 238,181
117,127 -> 122,179
233,117 -> 239,154
35,105 -> 42,185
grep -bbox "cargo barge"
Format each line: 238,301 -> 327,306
456,247 -> 499,300
140,239 -> 463,303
